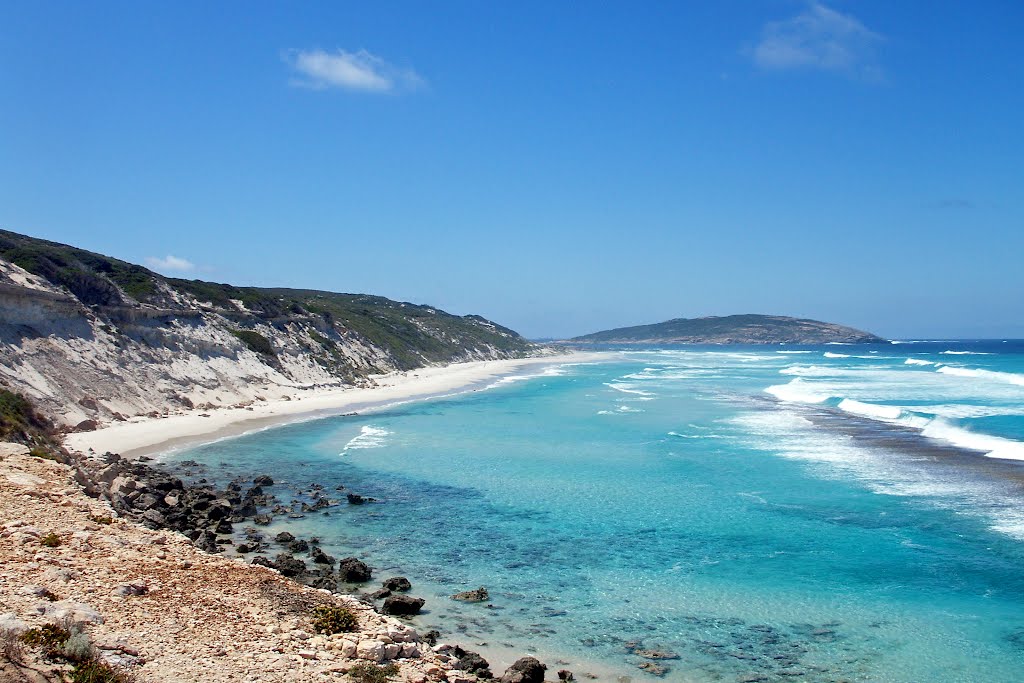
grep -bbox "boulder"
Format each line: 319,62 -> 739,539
499,657 -> 546,683
310,547 -> 335,565
383,576 -> 412,592
253,474 -> 274,486
381,595 -> 425,616
338,557 -> 372,583
273,553 -> 307,578
288,539 -> 309,553
275,531 -> 295,543
452,647 -> 492,678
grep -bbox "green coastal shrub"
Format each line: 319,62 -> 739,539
310,604 -> 358,634
347,663 -> 399,683
40,532 -> 62,547
230,329 -> 275,356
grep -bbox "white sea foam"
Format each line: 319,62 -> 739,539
837,398 -> 903,421
731,409 -> 1024,540
936,365 -> 1024,387
764,379 -> 831,404
920,420 -> 1024,461
341,425 -> 391,452
776,350 -> 813,354
940,350 -> 992,355
896,404 -> 1024,419
604,382 -> 654,396
904,358 -> 935,366
823,352 -> 850,358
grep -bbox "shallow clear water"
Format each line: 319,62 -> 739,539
168,342 -> 1024,682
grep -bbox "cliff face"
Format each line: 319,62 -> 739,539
572,314 -> 886,345
0,230 -> 535,427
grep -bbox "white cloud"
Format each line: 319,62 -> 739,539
146,255 -> 195,272
752,2 -> 883,79
285,48 -> 425,93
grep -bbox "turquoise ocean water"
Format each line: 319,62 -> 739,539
168,342 -> 1024,682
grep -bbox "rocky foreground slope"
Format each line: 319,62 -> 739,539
0,443 -> 552,683
0,229 -> 536,428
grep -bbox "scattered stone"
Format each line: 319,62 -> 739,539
253,475 -> 274,486
275,531 -> 295,543
452,587 -> 489,602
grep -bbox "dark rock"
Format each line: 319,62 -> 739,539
273,553 -> 306,577
452,587 -> 489,602
369,589 -> 392,600
346,493 -> 366,505
635,649 -> 679,660
253,514 -> 272,526
499,657 -> 546,683
452,647 -> 492,678
235,543 -> 254,554
215,519 -> 233,535
288,539 -> 309,553
274,531 -> 295,543
194,530 -> 220,554
383,576 -> 412,592
307,575 -> 338,592
557,670 -> 574,681
253,475 -> 274,486
637,662 -> 669,676
423,630 -> 440,646
338,557 -> 372,583
310,547 -> 335,565
75,419 -> 99,432
382,595 -> 425,616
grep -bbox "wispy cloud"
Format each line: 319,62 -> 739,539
751,2 -> 883,80
146,255 -> 195,272
285,48 -> 425,93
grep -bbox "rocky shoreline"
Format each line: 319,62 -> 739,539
0,443 -> 563,683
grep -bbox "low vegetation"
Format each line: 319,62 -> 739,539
347,662 -> 399,683
229,329 -> 276,356
19,622 -> 135,682
309,604 -> 358,634
39,531 -> 62,547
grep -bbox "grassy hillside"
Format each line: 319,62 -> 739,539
572,314 -> 884,344
0,228 -> 534,371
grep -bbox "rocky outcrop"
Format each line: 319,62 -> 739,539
499,657 -> 547,683
0,443 -> 511,682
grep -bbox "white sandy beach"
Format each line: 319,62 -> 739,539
64,351 -> 613,460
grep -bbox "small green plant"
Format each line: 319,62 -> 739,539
309,604 -> 358,634
29,447 -> 58,461
20,623 -> 71,656
347,662 -> 399,683
88,514 -> 114,525
69,658 -> 136,683
39,532 -> 62,547
229,329 -> 276,356
63,631 -> 95,662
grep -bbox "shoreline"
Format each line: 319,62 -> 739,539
64,351 -> 616,461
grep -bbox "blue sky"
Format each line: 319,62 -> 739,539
1,1 -> 1022,339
